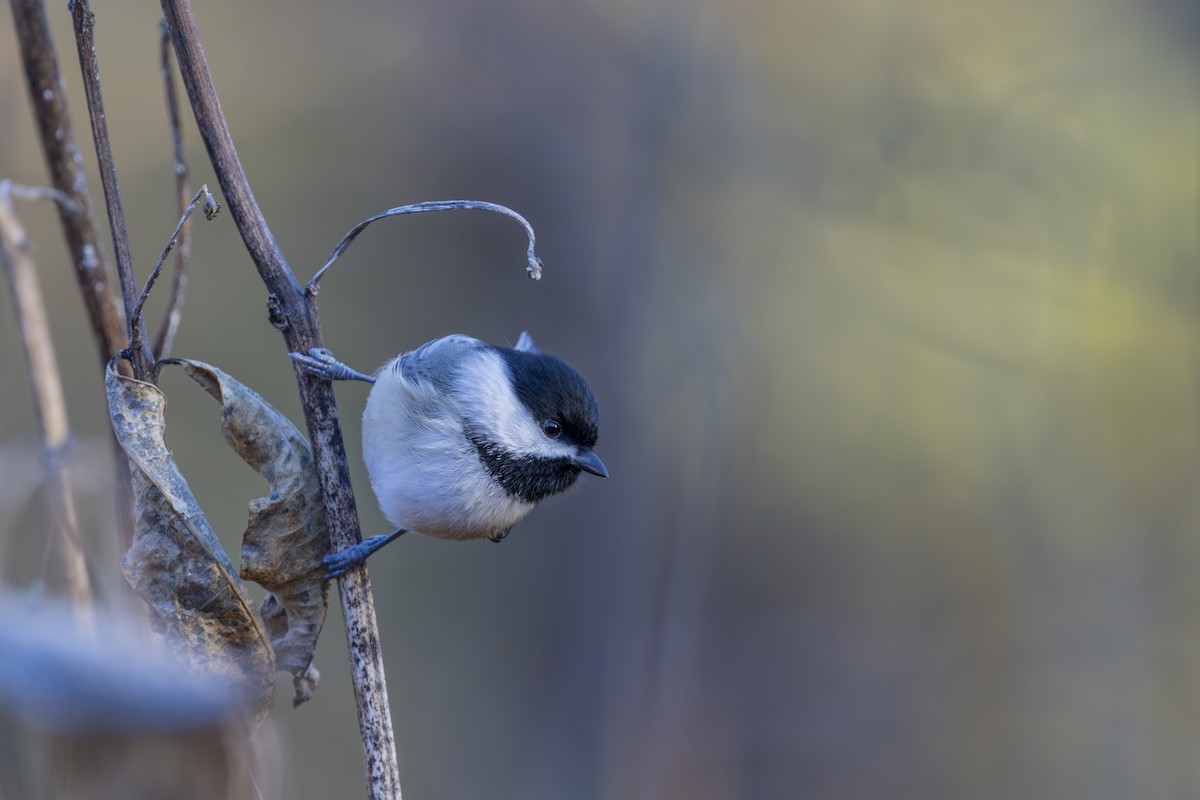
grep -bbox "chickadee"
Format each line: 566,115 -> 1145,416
290,332 -> 606,578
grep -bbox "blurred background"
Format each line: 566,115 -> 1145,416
1,0 -> 1199,797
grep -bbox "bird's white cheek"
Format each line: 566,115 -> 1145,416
456,352 -> 544,453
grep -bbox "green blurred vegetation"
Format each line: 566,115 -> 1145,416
1,0 -> 1197,797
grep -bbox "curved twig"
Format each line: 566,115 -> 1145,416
306,199 -> 544,295
129,186 -> 217,356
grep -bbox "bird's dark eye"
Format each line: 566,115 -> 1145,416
542,419 -> 562,438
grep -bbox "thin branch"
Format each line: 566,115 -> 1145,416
159,1 -> 402,795
129,186 -> 216,355
306,199 -> 544,294
70,0 -> 155,382
10,0 -> 137,565
0,181 -> 93,623
153,18 -> 192,360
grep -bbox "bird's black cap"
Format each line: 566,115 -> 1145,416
498,347 -> 600,449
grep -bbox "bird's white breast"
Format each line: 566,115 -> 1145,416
362,354 -> 535,540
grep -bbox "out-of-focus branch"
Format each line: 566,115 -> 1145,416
159,1 -> 402,795
70,0 -> 155,383
153,19 -> 191,360
0,181 -> 93,622
8,0 -> 125,365
9,0 -> 136,562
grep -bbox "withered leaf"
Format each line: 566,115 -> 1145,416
166,358 -> 330,707
106,359 -> 275,725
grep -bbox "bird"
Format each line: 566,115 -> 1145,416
290,332 -> 606,578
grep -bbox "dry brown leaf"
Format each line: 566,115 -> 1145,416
106,359 -> 276,725
166,358 -> 330,707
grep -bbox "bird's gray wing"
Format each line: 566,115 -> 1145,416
396,334 -> 486,393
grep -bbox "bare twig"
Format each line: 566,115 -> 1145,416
159,1 -> 402,795
70,0 -> 155,382
307,199 -> 544,294
0,181 -> 93,622
153,19 -> 192,360
10,0 -> 136,564
129,186 -> 216,355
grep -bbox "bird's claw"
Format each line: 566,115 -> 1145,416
323,549 -> 362,581
322,529 -> 407,580
289,348 -> 376,383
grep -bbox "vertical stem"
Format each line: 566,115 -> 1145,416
0,184 -> 93,622
9,0 -> 137,560
159,2 -> 403,796
70,0 -> 155,382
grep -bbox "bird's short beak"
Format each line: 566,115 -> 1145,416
573,449 -> 608,478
